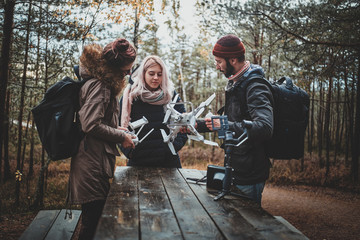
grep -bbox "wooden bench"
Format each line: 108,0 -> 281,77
19,209 -> 81,240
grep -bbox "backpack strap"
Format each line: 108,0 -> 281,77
239,76 -> 273,120
128,64 -> 140,85
172,90 -> 178,101
217,106 -> 225,115
73,65 -> 82,81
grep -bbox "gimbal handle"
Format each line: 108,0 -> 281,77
211,116 -> 250,146
211,116 -> 228,139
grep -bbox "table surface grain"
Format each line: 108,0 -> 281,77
94,166 -> 308,240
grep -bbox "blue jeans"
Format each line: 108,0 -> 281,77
235,182 -> 265,206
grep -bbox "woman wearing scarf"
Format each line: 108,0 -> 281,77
120,55 -> 187,168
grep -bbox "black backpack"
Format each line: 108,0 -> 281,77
239,76 -> 310,160
32,66 -> 88,160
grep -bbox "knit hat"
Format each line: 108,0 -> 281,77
212,34 -> 245,58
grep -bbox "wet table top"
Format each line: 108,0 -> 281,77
94,166 -> 308,240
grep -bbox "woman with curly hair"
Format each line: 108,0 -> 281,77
68,38 -> 136,240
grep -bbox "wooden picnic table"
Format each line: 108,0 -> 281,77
94,166 -> 308,240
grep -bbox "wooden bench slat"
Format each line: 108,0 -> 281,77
179,169 -> 309,240
44,209 -> 81,240
274,216 -> 307,237
179,169 -> 264,240
235,206 -> 309,240
19,210 -> 60,240
160,168 -> 225,240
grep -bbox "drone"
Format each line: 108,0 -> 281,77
160,93 -> 218,155
127,116 -> 154,146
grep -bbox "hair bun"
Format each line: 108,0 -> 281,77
114,39 -> 129,52
102,38 -> 137,67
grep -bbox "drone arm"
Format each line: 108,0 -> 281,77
194,93 -> 216,118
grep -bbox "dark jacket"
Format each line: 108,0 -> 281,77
119,94 -> 188,168
199,65 -> 273,185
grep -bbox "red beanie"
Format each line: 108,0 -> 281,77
212,34 -> 245,58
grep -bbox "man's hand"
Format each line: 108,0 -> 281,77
205,117 -> 220,131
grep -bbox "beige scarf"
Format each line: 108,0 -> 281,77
121,85 -> 171,128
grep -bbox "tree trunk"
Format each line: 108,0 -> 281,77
343,65 -> 350,165
133,5 -> 139,49
15,0 -> 32,207
179,59 -> 186,102
252,25 -> 259,64
31,158 -> 51,209
334,77 -> 341,164
21,111 -> 31,171
324,76 -> 333,179
308,81 -> 315,156
349,70 -> 359,166
0,0 -> 15,183
33,2 -> 52,208
29,2 -> 43,178
317,80 -> 324,167
29,122 -> 35,177
3,90 -> 11,182
352,52 -> 360,182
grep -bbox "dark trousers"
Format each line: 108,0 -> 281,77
79,200 -> 106,240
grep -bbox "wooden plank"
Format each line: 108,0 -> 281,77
19,210 -> 60,240
44,209 -> 81,240
160,168 -> 224,240
137,168 -> 182,240
238,207 -> 309,240
274,216 -> 309,239
180,169 -> 309,240
94,166 -> 139,240
179,169 -> 264,240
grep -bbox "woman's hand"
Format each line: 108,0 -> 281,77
179,121 -> 198,134
120,131 -> 136,149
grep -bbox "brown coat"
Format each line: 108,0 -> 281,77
68,78 -> 125,205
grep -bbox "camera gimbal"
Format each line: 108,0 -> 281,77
211,116 -> 252,201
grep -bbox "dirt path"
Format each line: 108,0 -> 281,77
262,184 -> 360,240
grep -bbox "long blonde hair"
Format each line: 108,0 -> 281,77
129,55 -> 174,100
120,55 -> 175,127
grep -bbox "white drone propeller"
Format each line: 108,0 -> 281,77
160,128 -> 177,155
163,94 -> 181,124
128,116 -> 154,146
194,93 -> 216,118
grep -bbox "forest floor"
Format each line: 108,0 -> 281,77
262,184 -> 360,240
1,184 -> 359,240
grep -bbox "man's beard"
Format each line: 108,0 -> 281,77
224,59 -> 235,78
